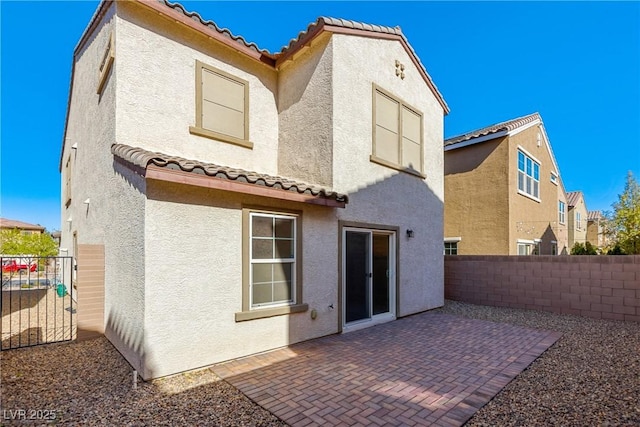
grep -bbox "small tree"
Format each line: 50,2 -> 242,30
570,242 -> 598,255
0,229 -> 59,258
609,171 -> 640,254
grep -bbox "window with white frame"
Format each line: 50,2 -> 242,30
517,150 -> 540,199
444,242 -> 458,255
559,201 -> 566,224
250,213 -> 296,308
551,241 -> 558,255
517,240 -> 539,255
550,172 -> 558,185
576,212 -> 582,230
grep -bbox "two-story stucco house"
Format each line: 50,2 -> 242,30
60,0 -> 448,379
443,113 -> 569,255
566,191 -> 589,250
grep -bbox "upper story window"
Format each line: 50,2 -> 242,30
517,150 -> 540,200
189,60 -> 252,149
65,156 -> 72,207
576,212 -> 582,230
550,172 -> 558,185
559,201 -> 566,224
97,33 -> 114,95
371,85 -> 424,177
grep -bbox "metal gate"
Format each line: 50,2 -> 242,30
1,256 -> 76,350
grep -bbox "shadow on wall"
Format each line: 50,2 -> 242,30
110,152 -> 443,379
101,306 -> 150,378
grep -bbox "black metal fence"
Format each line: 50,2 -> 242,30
1,256 -> 75,350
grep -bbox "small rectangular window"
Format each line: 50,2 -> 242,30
559,201 -> 566,224
444,242 -> 458,255
190,61 -> 252,148
576,212 -> 582,230
97,33 -> 114,95
65,157 -> 72,207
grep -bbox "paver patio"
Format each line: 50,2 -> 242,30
211,312 -> 560,426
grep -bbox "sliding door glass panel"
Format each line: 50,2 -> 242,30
372,233 -> 390,315
345,231 -> 370,323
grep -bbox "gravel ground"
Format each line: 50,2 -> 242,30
1,301 -> 638,426
436,300 -> 640,426
0,338 -> 285,426
2,288 -> 76,350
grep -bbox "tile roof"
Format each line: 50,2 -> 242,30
155,1 -> 448,112
161,0 -> 270,56
587,211 -> 602,221
0,218 -> 45,231
111,144 -> 348,203
280,17 -> 403,56
566,191 -> 583,208
444,113 -> 541,147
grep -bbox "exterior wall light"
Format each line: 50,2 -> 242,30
406,229 -> 415,238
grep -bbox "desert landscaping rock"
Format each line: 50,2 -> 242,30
1,301 -> 638,425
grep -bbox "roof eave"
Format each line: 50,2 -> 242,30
275,23 -> 449,115
136,0 -> 276,66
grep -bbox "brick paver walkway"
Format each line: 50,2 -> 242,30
211,312 -> 561,426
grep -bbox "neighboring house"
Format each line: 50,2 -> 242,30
587,210 -> 606,250
566,191 -> 588,251
444,113 -> 569,255
0,218 -> 45,235
60,0 -> 448,379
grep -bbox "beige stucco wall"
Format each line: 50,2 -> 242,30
444,124 -> 567,255
66,2 -> 446,378
60,4 -> 147,369
142,181 -> 339,379
278,34 -> 334,187
114,2 -> 279,175
568,196 -> 588,250
331,35 -> 445,315
444,138 -> 510,254
587,219 -> 604,249
507,125 -> 564,255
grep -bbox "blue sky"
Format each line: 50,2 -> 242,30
1,1 -> 639,231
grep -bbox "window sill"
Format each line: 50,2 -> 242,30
517,189 -> 541,203
235,303 -> 308,322
369,155 -> 425,179
189,126 -> 254,149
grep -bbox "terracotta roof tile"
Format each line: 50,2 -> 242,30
161,0 -> 271,56
111,144 -> 348,203
587,211 -> 602,221
444,113 -> 541,147
0,218 -> 45,231
566,191 -> 582,208
153,2 -> 448,113
279,17 -> 402,55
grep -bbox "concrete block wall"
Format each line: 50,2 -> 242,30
444,255 -> 640,322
